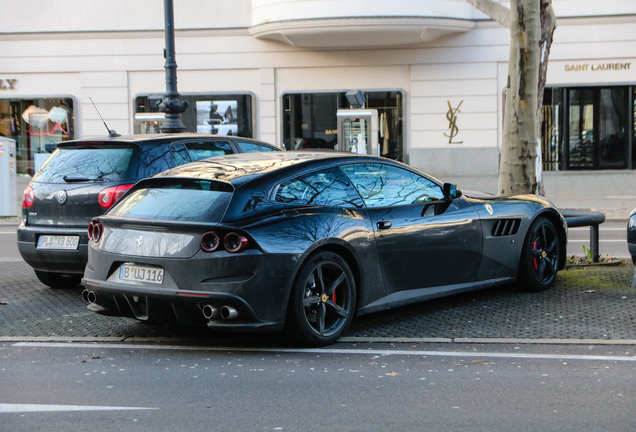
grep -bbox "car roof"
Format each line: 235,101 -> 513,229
150,151 -> 391,185
57,134 -> 277,147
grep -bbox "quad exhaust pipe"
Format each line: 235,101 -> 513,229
202,304 -> 238,321
220,306 -> 238,320
82,289 -> 97,304
202,304 -> 220,320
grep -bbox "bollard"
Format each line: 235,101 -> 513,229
560,210 -> 606,263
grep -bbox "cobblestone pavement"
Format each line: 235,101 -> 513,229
1,260 -> 635,342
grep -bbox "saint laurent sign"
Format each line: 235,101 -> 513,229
0,79 -> 17,90
444,100 -> 463,144
564,62 -> 631,72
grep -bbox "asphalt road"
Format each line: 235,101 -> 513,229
567,220 -> 630,259
3,341 -> 636,432
3,220 -> 636,431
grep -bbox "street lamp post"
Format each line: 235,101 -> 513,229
159,0 -> 188,133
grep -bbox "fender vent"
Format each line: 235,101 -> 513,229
492,219 -> 521,237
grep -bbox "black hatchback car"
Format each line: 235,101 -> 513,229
17,134 -> 280,288
82,151 -> 566,346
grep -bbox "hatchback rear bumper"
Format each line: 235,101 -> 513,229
17,224 -> 88,275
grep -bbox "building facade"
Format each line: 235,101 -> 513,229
1,0 -> 635,177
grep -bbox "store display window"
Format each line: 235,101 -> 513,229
0,97 -> 75,175
134,94 -> 253,138
282,91 -> 404,161
542,86 -> 633,170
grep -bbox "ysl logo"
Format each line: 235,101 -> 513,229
444,100 -> 464,144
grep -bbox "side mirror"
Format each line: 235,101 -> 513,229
443,183 -> 462,200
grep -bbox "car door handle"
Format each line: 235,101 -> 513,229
282,210 -> 300,217
376,221 -> 392,230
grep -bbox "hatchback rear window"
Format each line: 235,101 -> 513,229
108,180 -> 233,222
33,146 -> 136,183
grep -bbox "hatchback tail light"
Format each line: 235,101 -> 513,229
22,186 -> 34,208
200,231 -> 251,253
88,221 -> 104,242
98,184 -> 134,209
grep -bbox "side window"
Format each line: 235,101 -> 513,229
184,141 -> 233,161
236,141 -> 277,153
340,163 -> 443,208
170,143 -> 191,167
274,167 -> 363,208
137,144 -> 173,178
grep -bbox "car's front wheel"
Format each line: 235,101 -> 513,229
35,271 -> 82,289
287,251 -> 356,346
518,217 -> 561,292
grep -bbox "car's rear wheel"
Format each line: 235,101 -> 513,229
287,251 -> 356,346
35,271 -> 82,289
518,217 -> 560,292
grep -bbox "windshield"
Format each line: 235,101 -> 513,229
108,179 -> 233,222
33,145 -> 137,183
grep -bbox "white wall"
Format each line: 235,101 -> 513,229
1,0 -> 252,33
1,1 -> 635,175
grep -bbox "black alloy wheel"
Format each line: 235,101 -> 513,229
519,217 -> 560,292
287,251 -> 356,346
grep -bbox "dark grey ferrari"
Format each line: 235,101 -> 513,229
82,151 -> 567,345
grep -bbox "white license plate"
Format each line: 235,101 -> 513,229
37,235 -> 80,250
119,263 -> 164,285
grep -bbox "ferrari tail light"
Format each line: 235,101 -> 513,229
98,184 -> 134,209
200,231 -> 250,253
88,221 -> 104,242
201,231 -> 221,252
22,186 -> 34,208
224,232 -> 249,253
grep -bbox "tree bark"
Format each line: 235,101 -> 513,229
466,0 -> 556,196
498,0 -> 542,195
465,0 -> 511,27
536,0 -> 557,195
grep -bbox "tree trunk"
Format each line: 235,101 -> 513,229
467,0 -> 556,196
497,0 -> 542,195
536,0 -> 557,195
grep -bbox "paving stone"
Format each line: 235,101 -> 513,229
1,261 -> 635,341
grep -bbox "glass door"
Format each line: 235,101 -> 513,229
598,88 -> 628,169
565,87 -> 629,169
567,88 -> 595,169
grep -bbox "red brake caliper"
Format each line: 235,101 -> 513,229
532,241 -> 538,271
328,277 -> 336,303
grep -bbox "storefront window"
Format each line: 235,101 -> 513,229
134,94 -> 253,137
567,88 -> 595,169
0,97 -> 75,175
541,88 -> 563,171
542,86 -> 633,170
282,91 -> 404,161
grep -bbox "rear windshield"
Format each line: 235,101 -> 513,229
33,145 -> 137,183
108,179 -> 233,222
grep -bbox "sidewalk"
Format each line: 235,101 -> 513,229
445,170 -> 636,220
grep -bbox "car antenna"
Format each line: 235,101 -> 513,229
89,97 -> 120,137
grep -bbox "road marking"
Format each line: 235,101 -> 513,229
0,403 -> 157,413
12,342 -> 636,363
569,227 -> 626,231
568,239 -> 627,243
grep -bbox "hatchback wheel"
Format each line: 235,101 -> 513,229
287,251 -> 356,346
518,217 -> 560,292
35,271 -> 82,289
